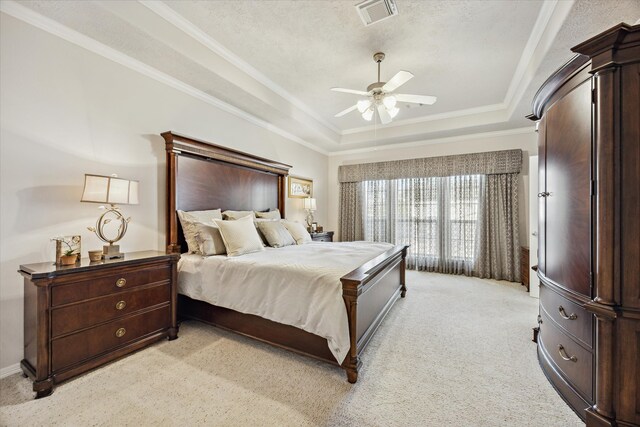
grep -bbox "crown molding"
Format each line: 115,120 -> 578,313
505,0 -> 574,117
1,1 -> 568,155
0,1 -> 329,156
140,0 -> 341,136
340,103 -> 505,135
329,127 -> 535,157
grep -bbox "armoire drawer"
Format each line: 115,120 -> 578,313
539,308 -> 593,401
540,284 -> 593,348
51,305 -> 171,372
51,264 -> 171,306
51,283 -> 171,337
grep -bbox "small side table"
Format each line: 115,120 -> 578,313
310,231 -> 334,242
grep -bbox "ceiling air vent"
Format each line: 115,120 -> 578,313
356,0 -> 398,27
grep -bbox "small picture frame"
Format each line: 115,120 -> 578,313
53,235 -> 81,265
311,222 -> 318,232
288,176 -> 313,199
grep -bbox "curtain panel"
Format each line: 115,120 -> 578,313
338,149 -> 522,183
339,182 -> 363,241
338,149 -> 522,282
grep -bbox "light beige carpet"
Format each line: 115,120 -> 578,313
0,271 -> 583,426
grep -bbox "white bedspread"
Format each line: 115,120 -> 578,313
178,241 -> 394,364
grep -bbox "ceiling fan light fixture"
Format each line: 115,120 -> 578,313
388,106 -> 400,118
382,95 -> 397,109
357,99 -> 372,113
362,109 -> 374,121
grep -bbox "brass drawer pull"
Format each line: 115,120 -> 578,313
116,278 -> 126,288
558,305 -> 577,320
115,327 -> 126,338
558,345 -> 577,362
115,301 -> 126,310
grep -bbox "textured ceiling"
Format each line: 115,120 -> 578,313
166,0 -> 541,129
6,0 -> 640,152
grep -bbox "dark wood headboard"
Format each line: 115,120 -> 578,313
162,131 -> 291,254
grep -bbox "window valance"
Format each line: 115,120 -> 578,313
338,149 -> 522,183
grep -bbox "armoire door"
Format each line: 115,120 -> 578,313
543,80 -> 592,297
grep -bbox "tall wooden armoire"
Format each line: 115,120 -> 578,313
528,23 -> 639,426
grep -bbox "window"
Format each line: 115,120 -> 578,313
362,175 -> 483,273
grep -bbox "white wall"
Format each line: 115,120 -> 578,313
0,14 -> 328,372
327,130 -> 538,249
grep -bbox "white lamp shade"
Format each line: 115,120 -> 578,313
303,197 -> 316,211
362,109 -> 374,121
383,95 -> 397,109
357,99 -> 372,113
81,174 -> 139,205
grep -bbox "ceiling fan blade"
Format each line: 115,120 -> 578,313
331,87 -> 370,96
334,104 -> 358,118
382,71 -> 414,92
395,94 -> 437,105
377,104 -> 392,124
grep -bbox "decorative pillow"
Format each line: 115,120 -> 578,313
257,221 -> 295,248
222,210 -> 256,220
282,221 -> 312,245
214,215 -> 265,257
255,209 -> 281,220
254,218 -> 278,246
177,209 -> 223,253
194,222 -> 226,256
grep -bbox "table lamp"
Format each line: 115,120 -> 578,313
303,197 -> 316,229
81,174 -> 139,259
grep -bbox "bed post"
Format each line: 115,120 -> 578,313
400,246 -> 408,297
341,281 -> 361,383
163,135 -> 180,254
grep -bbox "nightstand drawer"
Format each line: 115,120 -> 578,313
51,284 -> 171,337
51,264 -> 171,306
51,305 -> 170,372
311,231 -> 334,242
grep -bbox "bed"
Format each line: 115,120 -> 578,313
162,131 -> 408,382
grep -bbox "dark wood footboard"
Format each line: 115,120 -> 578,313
341,244 -> 408,383
176,244 -> 408,383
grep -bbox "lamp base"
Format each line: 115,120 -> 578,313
103,244 -> 124,260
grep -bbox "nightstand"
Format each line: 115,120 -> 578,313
310,231 -> 334,242
19,250 -> 179,398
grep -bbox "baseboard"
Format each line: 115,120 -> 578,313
0,363 -> 22,379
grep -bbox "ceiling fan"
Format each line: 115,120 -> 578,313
332,52 -> 437,124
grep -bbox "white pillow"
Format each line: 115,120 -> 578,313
257,221 -> 295,248
194,222 -> 226,256
255,209 -> 281,220
177,209 -> 223,253
222,210 -> 256,220
282,221 -> 312,245
214,215 -> 265,257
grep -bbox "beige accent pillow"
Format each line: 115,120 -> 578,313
214,215 -> 265,257
194,222 -> 226,256
254,218 -> 278,246
222,210 -> 256,220
177,209 -> 223,253
282,221 -> 312,245
257,221 -> 295,248
255,209 -> 281,220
